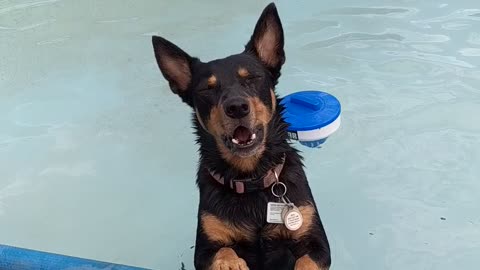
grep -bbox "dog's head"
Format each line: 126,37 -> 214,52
152,3 -> 285,170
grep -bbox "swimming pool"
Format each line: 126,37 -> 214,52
1,0 -> 479,269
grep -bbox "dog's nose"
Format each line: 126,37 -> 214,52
223,97 -> 250,119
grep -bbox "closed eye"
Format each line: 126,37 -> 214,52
243,75 -> 261,85
198,86 -> 214,93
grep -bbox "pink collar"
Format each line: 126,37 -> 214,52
208,156 -> 286,194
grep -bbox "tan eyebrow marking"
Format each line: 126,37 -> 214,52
238,67 -> 249,78
207,75 -> 217,88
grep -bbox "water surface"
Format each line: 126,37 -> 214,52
1,0 -> 479,269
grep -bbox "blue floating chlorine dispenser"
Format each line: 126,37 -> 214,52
281,91 -> 341,148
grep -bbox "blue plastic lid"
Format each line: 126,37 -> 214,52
280,91 -> 341,132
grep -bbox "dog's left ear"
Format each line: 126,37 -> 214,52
245,3 -> 285,77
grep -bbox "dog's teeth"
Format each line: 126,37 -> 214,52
251,133 -> 256,140
232,138 -> 240,145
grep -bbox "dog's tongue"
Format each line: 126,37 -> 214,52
233,126 -> 252,144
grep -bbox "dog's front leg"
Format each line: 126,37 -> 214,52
194,237 -> 249,270
267,204 -> 331,270
291,226 -> 331,270
194,212 -> 251,270
290,234 -> 331,270
290,223 -> 331,270
210,247 -> 249,270
194,244 -> 248,270
294,254 -> 328,270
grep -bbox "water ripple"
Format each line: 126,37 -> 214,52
387,28 -> 450,43
467,33 -> 480,45
303,32 -> 404,49
441,22 -> 471,30
319,6 -> 416,17
382,51 -> 475,68
0,0 -> 60,15
97,17 -> 140,24
17,19 -> 55,31
287,19 -> 339,34
0,179 -> 28,216
412,8 -> 480,28
459,48 -> 480,57
37,36 -> 70,45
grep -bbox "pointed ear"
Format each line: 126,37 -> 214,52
245,3 -> 285,75
152,36 -> 193,96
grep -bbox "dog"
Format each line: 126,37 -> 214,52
152,3 -> 331,270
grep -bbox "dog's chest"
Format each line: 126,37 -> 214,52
211,193 -> 299,239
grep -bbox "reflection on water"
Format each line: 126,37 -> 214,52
1,0 -> 479,269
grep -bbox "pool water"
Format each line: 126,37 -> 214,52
1,0 -> 480,269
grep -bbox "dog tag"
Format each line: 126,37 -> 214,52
282,205 -> 303,231
267,202 -> 287,224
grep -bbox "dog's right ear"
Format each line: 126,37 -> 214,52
152,36 -> 193,103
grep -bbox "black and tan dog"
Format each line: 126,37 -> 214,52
152,3 -> 331,270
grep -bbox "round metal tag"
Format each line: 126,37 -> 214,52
282,207 -> 303,231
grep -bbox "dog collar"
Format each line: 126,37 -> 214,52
208,155 -> 286,194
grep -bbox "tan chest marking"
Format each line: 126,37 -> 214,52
201,213 -> 254,245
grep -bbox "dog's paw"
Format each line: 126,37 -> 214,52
211,247 -> 249,270
295,255 -> 326,270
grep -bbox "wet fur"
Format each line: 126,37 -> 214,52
152,3 -> 331,269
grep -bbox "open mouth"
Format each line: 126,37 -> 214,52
222,125 -> 264,156
231,126 -> 257,148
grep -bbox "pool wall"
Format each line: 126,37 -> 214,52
0,244 -> 149,270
